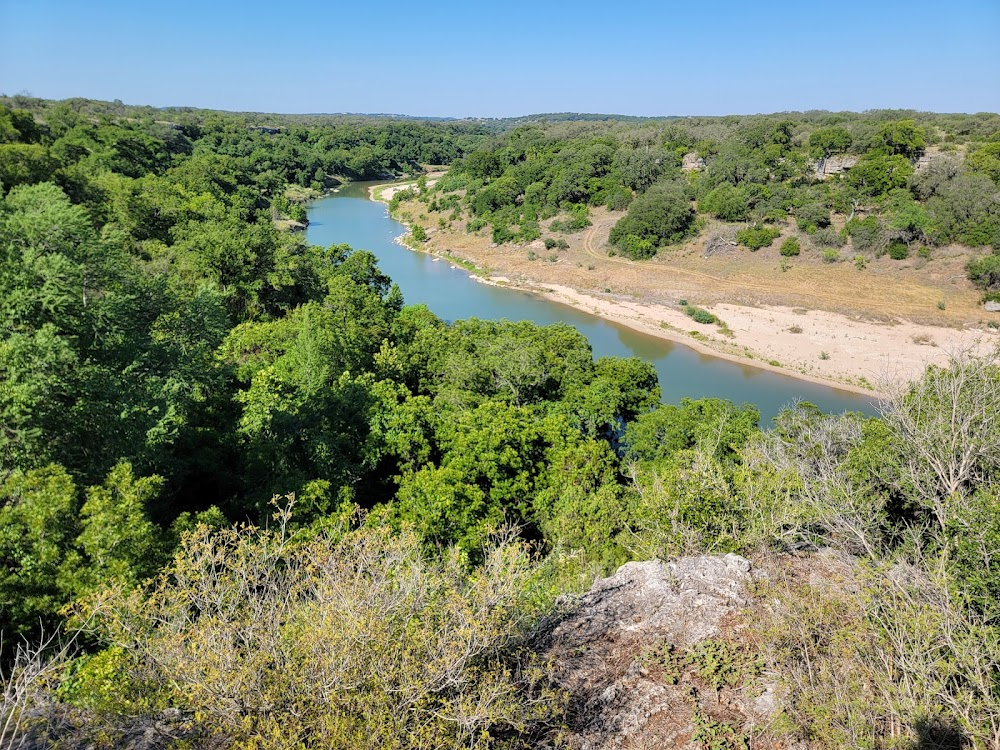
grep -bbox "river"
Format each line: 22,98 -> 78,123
306,182 -> 875,422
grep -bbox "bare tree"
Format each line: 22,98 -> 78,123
877,344 -> 1000,532
1,630 -> 75,750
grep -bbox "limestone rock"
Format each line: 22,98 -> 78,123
543,555 -> 763,750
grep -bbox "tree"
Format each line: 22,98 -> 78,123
877,346 -> 1000,532
809,127 -> 853,159
0,464 -> 78,640
878,119 -> 926,159
608,181 -> 695,256
847,153 -> 914,198
613,148 -> 664,193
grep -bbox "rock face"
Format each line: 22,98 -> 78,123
543,555 -> 771,750
681,153 -> 706,172
812,155 -> 858,179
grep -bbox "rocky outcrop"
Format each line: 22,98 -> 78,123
812,154 -> 858,179
542,555 -> 782,750
681,153 -> 706,172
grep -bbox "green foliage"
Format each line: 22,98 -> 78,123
609,182 -> 695,255
779,237 -> 801,256
966,252 -> 1000,291
735,225 -> 780,251
684,305 -> 718,324
809,127 -> 852,159
700,184 -> 752,222
877,119 -> 926,158
888,241 -> 910,260
848,153 -> 914,197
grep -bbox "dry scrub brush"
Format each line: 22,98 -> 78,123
60,512 -> 565,749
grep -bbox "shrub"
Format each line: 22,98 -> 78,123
822,249 -> 839,263
492,225 -> 514,245
69,523 -> 563,749
411,224 -> 427,242
813,228 -> 846,248
888,242 -> 909,260
795,201 -> 831,232
684,305 -> 718,324
780,237 -> 801,257
605,185 -> 633,211
735,225 -> 781,251
549,204 -> 590,233
543,237 -> 557,250
617,233 -> 656,260
967,253 -> 1000,291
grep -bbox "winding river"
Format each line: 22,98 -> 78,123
307,183 -> 875,422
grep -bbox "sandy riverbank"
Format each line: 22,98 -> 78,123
368,180 -> 998,393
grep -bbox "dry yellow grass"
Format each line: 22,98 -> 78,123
399,199 -> 989,328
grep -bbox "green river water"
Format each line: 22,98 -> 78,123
307,182 -> 875,422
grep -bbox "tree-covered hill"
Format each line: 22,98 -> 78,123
411,110 -> 1000,295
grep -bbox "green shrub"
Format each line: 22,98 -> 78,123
779,237 -> 801,257
735,225 -> 781,251
822,249 -> 839,263
888,242 -> 909,260
684,305 -> 718,324
411,224 -> 427,242
492,225 -> 514,244
618,233 -> 656,260
967,253 -> 1000,290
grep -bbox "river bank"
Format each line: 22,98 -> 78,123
370,179 -> 997,394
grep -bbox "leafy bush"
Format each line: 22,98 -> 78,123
617,233 -> 655,260
411,224 -> 427,242
735,225 -> 780,251
967,252 -> 1000,290
548,204 -> 590,233
795,201 -> 830,232
779,237 -> 801,257
700,184 -> 751,222
605,185 -> 633,211
888,241 -> 909,260
684,305 -> 718,324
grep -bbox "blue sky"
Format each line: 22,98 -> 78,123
2,0 -> 998,117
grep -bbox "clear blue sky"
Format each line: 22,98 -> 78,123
2,0 -> 998,117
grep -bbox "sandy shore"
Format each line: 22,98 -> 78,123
525,284 -> 996,394
367,181 -> 998,393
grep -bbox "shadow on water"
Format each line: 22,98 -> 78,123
307,184 -> 877,423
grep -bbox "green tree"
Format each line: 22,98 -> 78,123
609,182 -> 695,256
